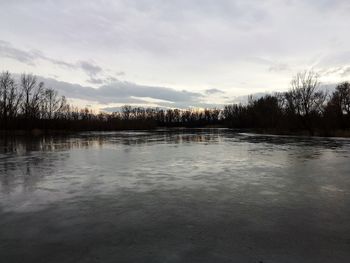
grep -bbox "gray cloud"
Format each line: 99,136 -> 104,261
79,61 -> 102,77
0,40 -> 37,65
0,40 -> 75,68
0,40 -> 120,84
205,88 -> 225,95
87,78 -> 105,85
37,76 -> 206,108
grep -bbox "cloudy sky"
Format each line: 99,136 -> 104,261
1,0 -> 350,110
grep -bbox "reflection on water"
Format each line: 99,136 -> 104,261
1,130 -> 350,211
1,129 -> 350,262
1,129 -> 348,153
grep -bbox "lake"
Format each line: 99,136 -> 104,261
1,129 -> 350,263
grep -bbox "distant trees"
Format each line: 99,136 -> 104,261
117,106 -> 220,127
223,104 -> 249,128
324,82 -> 350,129
222,71 -> 349,135
222,96 -> 282,129
330,82 -> 350,115
249,95 -> 282,129
1,70 -> 349,135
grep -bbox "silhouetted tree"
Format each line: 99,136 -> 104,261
324,82 -> 350,129
250,95 -> 282,128
20,74 -> 45,120
42,88 -> 67,119
285,71 -> 326,134
333,82 -> 350,115
0,72 -> 22,124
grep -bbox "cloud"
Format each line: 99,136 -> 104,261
0,40 -> 37,65
0,40 -> 120,84
317,65 -> 350,77
87,78 -> 105,84
0,40 -> 75,68
205,88 -> 225,95
37,76 -> 207,109
79,61 -> 102,77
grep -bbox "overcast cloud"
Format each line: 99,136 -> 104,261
37,76 -> 216,110
1,0 -> 350,109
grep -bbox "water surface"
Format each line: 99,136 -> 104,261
1,130 -> 350,262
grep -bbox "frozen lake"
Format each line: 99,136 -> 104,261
1,130 -> 350,262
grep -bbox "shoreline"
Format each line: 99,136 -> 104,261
1,127 -> 350,139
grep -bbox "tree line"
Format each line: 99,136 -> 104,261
223,71 -> 350,135
0,70 -> 349,135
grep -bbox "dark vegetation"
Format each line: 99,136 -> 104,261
0,71 -> 349,136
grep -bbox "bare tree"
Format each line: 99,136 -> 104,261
20,74 -> 45,119
56,96 -> 69,119
42,88 -> 67,119
0,71 -> 12,120
121,105 -> 132,120
0,71 -> 22,122
287,71 -> 326,116
284,71 -> 327,133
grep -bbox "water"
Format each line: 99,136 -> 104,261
1,129 -> 350,263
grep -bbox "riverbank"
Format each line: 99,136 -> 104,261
1,127 -> 350,138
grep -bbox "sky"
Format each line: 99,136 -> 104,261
1,0 -> 350,111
